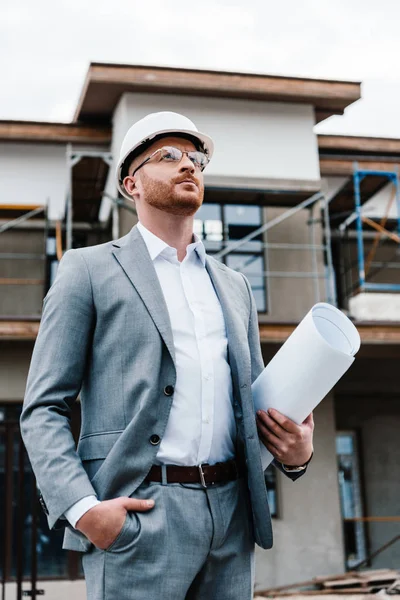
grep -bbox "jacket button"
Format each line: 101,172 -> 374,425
150,434 -> 161,445
164,385 -> 174,396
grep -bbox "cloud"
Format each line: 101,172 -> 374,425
1,0 -> 400,137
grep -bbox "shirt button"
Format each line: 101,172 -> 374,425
164,385 -> 174,396
150,434 -> 161,445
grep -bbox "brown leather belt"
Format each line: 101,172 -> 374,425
145,459 -> 243,488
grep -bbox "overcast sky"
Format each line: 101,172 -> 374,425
2,0 -> 400,138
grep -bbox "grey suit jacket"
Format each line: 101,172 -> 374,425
20,224 -> 305,553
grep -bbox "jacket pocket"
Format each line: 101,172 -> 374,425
77,430 -> 124,460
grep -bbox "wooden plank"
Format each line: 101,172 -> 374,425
0,204 -> 43,211
0,278 -> 44,285
4,318 -> 400,345
0,321 -> 40,340
322,579 -> 364,589
344,517 -> 400,522
259,322 -> 400,345
361,216 -> 400,243
319,158 -> 400,177
0,121 -> 111,145
318,134 -> 400,155
257,569 -> 400,598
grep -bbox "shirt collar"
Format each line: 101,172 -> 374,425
136,220 -> 206,267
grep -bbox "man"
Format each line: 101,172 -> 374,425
21,111 -> 314,599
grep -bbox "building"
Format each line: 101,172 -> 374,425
1,63 -> 399,598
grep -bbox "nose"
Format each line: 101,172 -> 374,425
179,152 -> 195,174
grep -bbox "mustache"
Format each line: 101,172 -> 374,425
174,175 -> 200,186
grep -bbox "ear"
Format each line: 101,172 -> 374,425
122,175 -> 137,197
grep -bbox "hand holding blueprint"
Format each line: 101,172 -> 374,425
251,303 -> 361,470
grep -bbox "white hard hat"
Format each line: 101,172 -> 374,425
116,111 -> 214,200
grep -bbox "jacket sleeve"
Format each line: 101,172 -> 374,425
240,272 -> 308,482
20,249 -> 98,530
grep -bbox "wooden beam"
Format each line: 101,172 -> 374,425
0,121 -> 111,145
319,157 -> 400,176
0,204 -> 43,211
0,320 -> 40,340
259,322 -> 400,345
4,319 -> 400,345
318,134 -> 400,155
361,216 -> 400,243
0,279 -> 44,285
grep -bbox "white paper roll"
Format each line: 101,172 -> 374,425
251,302 -> 361,470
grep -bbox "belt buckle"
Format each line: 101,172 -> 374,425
198,463 -> 208,488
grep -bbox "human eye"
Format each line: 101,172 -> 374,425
161,147 -> 179,161
190,151 -> 206,169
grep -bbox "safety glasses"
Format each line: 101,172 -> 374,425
131,146 -> 209,177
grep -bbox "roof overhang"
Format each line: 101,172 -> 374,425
318,134 -> 400,157
318,134 -> 400,217
0,120 -> 111,145
74,63 -> 361,124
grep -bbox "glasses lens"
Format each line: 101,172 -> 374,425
188,151 -> 208,170
160,147 -> 182,162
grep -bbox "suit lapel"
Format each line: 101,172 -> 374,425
111,225 -> 176,367
205,257 -> 250,394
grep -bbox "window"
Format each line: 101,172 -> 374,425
265,465 -> 278,517
194,203 -> 267,312
336,431 -> 367,568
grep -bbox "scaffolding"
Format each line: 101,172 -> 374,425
339,167 -> 400,296
214,190 -> 337,307
0,205 -> 49,301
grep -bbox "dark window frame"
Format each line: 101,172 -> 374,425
195,202 -> 268,313
0,403 -> 84,582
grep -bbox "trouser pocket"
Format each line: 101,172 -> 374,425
104,512 -> 141,553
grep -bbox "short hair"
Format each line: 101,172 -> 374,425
120,132 -> 204,180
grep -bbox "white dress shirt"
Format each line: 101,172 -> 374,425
65,221 -> 236,527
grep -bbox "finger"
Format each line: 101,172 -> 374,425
302,412 -> 314,425
263,440 -> 285,462
122,497 -> 155,512
257,411 -> 287,440
267,408 -> 300,434
256,421 -> 288,460
256,417 -> 283,448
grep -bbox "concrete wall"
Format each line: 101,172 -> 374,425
261,204 -> 326,322
322,176 -> 349,203
0,143 -> 68,220
0,341 -> 33,400
100,91 -> 321,222
255,382 -> 345,590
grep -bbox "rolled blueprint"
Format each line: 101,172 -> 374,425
252,303 -> 361,470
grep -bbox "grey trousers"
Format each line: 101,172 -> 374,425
82,476 -> 256,600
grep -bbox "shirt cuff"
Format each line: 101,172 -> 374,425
64,495 -> 101,529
